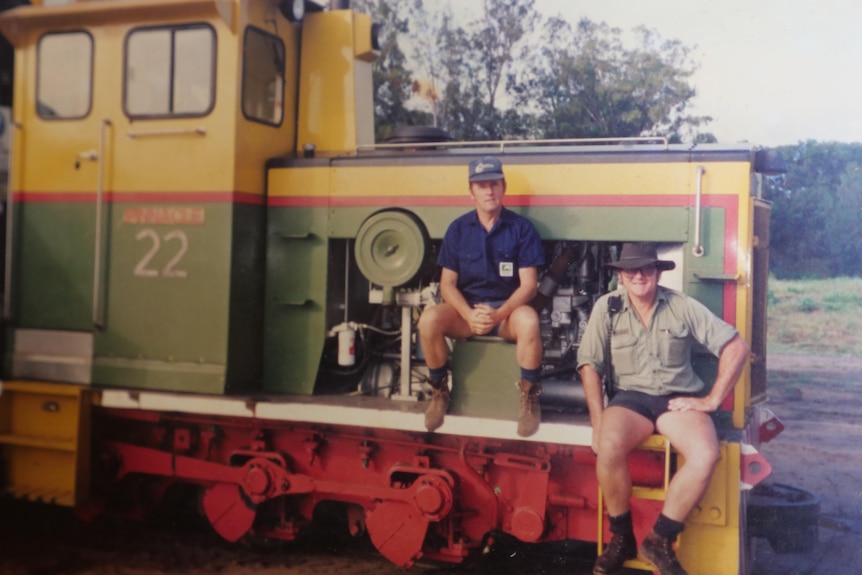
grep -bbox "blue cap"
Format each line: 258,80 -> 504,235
468,156 -> 505,182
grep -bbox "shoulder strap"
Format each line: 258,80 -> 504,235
603,294 -> 623,402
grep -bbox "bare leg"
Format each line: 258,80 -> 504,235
596,406 -> 655,516
497,304 -> 542,369
417,303 -> 473,369
656,410 -> 720,521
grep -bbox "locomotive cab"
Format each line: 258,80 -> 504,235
0,0 -> 311,393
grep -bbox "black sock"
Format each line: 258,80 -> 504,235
609,510 -> 634,536
520,366 -> 542,383
428,366 -> 448,382
653,513 -> 685,541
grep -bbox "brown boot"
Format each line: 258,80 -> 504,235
517,379 -> 542,437
593,531 -> 637,575
424,376 -> 449,432
638,531 -> 687,575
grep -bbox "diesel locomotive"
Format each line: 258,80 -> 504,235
0,1 -> 787,573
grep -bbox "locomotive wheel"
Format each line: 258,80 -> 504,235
354,209 -> 429,287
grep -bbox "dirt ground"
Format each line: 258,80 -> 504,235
1,353 -> 860,575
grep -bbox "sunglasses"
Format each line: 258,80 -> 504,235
621,265 -> 658,278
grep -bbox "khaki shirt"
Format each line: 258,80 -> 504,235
576,286 -> 738,396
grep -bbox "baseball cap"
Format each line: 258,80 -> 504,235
468,156 -> 505,182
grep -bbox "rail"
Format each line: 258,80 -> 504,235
356,136 -> 670,153
127,127 -> 207,139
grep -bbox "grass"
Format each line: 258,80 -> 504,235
767,276 -> 862,356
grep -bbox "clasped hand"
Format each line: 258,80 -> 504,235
469,304 -> 498,335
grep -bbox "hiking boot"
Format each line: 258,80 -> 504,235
424,376 -> 450,432
516,379 -> 542,437
593,531 -> 637,575
638,531 -> 687,575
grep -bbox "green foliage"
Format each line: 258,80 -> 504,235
763,141 -> 862,278
355,0 -> 711,143
352,0 -> 432,141
516,19 -> 711,140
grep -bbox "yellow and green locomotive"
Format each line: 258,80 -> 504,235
0,1 -> 787,573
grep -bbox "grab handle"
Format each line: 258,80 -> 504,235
92,118 -> 112,329
692,166 -> 706,257
3,121 -> 21,320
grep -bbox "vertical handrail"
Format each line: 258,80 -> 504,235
692,165 -> 706,257
92,118 -> 111,329
3,121 -> 20,320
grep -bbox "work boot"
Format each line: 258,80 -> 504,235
516,379 -> 542,437
424,376 -> 449,432
638,531 -> 687,575
593,531 -> 637,575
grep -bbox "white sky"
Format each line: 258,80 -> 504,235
446,0 -> 862,147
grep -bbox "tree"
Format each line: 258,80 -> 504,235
413,0 -> 537,140
516,18 -> 712,140
353,0 -> 431,141
764,141 -> 862,278
357,0 -> 712,144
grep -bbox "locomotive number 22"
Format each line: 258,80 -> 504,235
133,228 -> 189,278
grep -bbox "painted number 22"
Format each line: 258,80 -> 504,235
134,228 -> 189,278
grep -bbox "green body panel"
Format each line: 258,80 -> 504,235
15,203 -> 96,331
685,207 -> 729,315
526,206 -> 689,242
326,206 -> 690,242
91,202 -> 263,394
225,203 -> 266,393
450,339 -> 520,419
264,206 -> 329,394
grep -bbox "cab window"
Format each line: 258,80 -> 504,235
125,24 -> 215,118
37,31 -> 93,119
242,26 -> 285,126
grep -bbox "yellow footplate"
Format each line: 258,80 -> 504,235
0,380 -> 94,506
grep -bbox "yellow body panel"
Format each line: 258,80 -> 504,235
296,10 -> 377,154
1,0 -> 300,198
0,381 -> 95,506
270,160 -> 751,200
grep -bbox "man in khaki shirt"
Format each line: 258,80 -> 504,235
577,243 -> 750,575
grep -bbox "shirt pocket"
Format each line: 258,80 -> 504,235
610,333 -> 639,376
457,250 -> 482,273
493,248 -> 517,279
659,325 -> 690,367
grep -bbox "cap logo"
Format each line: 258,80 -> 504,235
474,161 -> 496,174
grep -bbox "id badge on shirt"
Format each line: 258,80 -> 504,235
499,262 -> 514,277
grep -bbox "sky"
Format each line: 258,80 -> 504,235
449,0 -> 862,147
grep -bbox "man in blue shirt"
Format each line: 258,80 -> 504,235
417,156 -> 545,436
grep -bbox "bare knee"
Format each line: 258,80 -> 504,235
596,433 -> 633,466
508,305 -> 540,339
681,443 -> 720,478
418,305 -> 445,336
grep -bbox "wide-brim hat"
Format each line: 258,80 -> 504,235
469,156 -> 505,182
604,242 -> 676,271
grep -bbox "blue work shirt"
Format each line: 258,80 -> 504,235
437,208 -> 545,305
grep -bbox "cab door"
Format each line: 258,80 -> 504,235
7,29 -> 100,383
92,21 -> 235,393
14,30 -> 99,332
